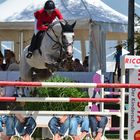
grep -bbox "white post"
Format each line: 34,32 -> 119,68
81,39 -> 86,62
20,31 -> 24,58
120,56 -> 125,140
101,74 -> 104,112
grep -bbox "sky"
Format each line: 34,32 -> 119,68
102,0 -> 140,16
102,0 -> 128,16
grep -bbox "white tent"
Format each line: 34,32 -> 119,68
0,0 -> 127,29
0,0 -> 128,73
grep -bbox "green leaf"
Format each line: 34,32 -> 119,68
24,75 -> 88,111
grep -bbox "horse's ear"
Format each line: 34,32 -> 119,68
71,21 -> 76,28
60,21 -> 65,28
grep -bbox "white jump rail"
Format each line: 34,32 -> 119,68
0,110 -> 121,116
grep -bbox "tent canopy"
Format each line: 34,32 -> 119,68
0,0 -> 127,32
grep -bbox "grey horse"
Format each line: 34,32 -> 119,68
20,20 -> 76,81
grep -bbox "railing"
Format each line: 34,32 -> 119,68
0,81 -> 135,140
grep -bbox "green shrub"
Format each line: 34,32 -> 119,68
24,76 -> 88,111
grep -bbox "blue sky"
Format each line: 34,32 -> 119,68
0,0 -> 4,3
102,0 -> 140,16
102,0 -> 128,15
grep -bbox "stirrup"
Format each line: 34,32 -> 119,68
26,52 -> 33,58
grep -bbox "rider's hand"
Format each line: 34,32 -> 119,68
43,22 -> 49,26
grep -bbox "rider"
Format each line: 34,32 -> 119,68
26,0 -> 64,58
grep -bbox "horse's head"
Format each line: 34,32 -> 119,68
60,20 -> 76,58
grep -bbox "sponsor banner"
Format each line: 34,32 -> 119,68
129,69 -> 140,140
123,55 -> 140,69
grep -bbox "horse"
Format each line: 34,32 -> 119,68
20,20 -> 76,81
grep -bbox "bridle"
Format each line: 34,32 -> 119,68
45,24 -> 74,61
61,32 -> 75,48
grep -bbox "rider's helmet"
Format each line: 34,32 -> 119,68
44,0 -> 55,11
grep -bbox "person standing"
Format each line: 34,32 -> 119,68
0,51 -> 5,71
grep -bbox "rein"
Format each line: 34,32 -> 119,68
45,27 -> 65,61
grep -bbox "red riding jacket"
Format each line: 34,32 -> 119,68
34,8 -> 63,31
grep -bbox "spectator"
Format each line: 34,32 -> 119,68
83,56 -> 88,71
3,50 -> 19,71
114,44 -> 122,82
15,114 -> 36,140
7,51 -> 19,71
0,87 -> 10,139
3,49 -> 12,70
0,87 -> 5,97
7,99 -> 36,140
63,58 -> 74,71
1,114 -> 36,140
69,115 -> 89,140
48,115 -> 70,140
0,51 -> 4,71
0,116 -> 11,140
2,115 -> 16,139
0,114 -> 19,139
1,94 -> 36,140
12,93 -> 36,140
89,70 -> 108,140
73,58 -> 84,72
89,104 -> 108,140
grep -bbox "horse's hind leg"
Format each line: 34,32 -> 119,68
38,69 -> 52,80
20,66 -> 32,81
19,52 -> 33,81
32,69 -> 52,81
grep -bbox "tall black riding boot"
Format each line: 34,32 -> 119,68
26,34 -> 36,58
26,31 -> 45,58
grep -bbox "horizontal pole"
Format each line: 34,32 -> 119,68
0,111 -> 121,116
0,81 -> 139,88
105,127 -> 128,131
104,91 -> 129,95
104,109 -> 128,113
0,97 -> 120,103
0,97 -> 16,102
69,98 -> 120,103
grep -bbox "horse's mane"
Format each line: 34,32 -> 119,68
46,20 -> 63,35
